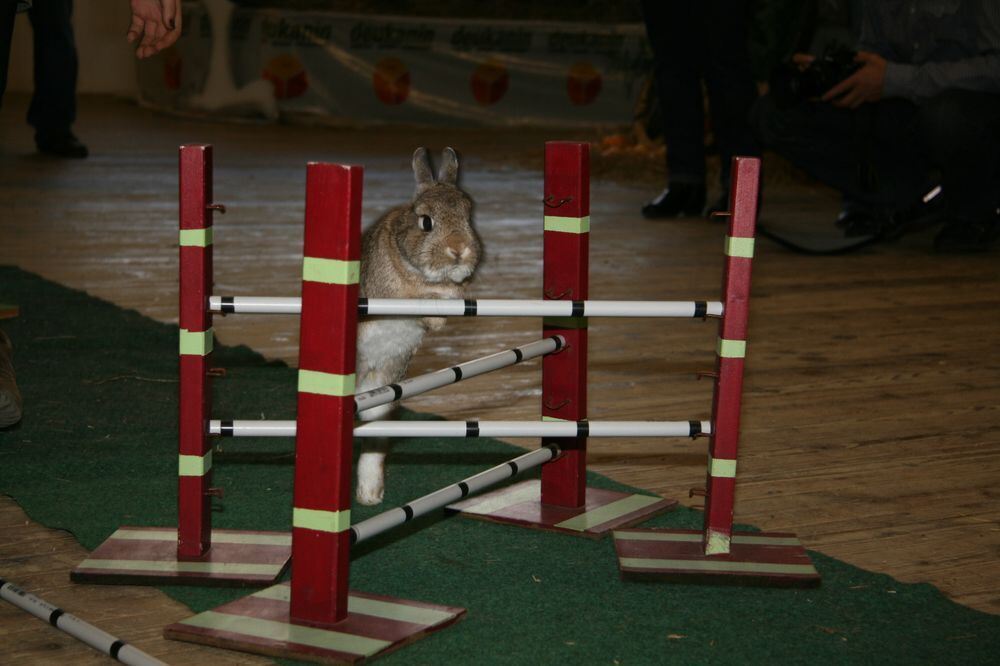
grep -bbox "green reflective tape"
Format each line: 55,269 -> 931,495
613,530 -> 801,547
724,235 -> 755,258
717,338 -> 746,359
302,257 -> 360,285
619,557 -> 817,576
542,316 -> 588,329
179,328 -> 213,356
111,528 -> 291,546
293,507 -> 351,533
179,611 -> 391,657
544,215 -> 590,234
77,559 -> 283,576
542,415 -> 569,422
555,494 -> 662,532
708,456 -> 737,478
179,452 -> 212,477
179,227 -> 213,247
256,587 -> 458,626
298,369 -> 355,397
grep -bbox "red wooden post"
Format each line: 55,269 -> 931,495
290,163 -> 363,626
178,144 -> 216,559
703,157 -> 760,555
540,142 -> 590,507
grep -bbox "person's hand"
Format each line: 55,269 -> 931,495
821,51 -> 887,109
127,0 -> 182,59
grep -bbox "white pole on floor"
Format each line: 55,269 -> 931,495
0,578 -> 167,666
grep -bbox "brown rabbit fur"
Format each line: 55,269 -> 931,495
355,147 -> 482,505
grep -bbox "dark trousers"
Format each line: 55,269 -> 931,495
751,90 -> 1000,220
641,0 -> 759,188
0,0 -> 78,134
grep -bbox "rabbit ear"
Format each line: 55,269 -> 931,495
413,147 -> 435,194
438,147 -> 459,185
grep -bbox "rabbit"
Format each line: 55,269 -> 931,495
354,147 -> 483,505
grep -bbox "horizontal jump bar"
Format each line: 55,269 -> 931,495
209,420 -> 711,438
355,336 -> 564,414
350,445 -> 559,544
209,296 -> 723,318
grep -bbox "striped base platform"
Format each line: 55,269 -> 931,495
446,479 -> 676,539
612,529 -> 821,586
165,583 -> 466,664
71,526 -> 291,586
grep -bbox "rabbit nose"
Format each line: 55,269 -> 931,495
445,240 -> 469,261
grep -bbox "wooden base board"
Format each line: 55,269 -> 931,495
613,529 -> 821,587
165,583 -> 466,664
71,526 -> 291,587
446,479 -> 676,539
0,304 -> 18,319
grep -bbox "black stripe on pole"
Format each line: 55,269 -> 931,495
571,300 -> 585,317
221,296 -> 235,313
466,421 -> 479,437
390,383 -> 403,400
577,421 -> 590,437
689,420 -> 701,437
109,640 -> 126,660
402,505 -> 414,521
458,481 -> 470,497
220,420 -> 234,437
0,577 -> 6,586
452,366 -> 463,381
550,335 -> 564,351
507,461 -> 519,474
545,443 -> 560,457
694,301 -> 707,318
349,528 -> 358,545
49,608 -> 64,627
464,299 -> 477,315
357,298 -> 369,315
512,347 -> 524,362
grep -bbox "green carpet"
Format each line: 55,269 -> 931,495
1,264 -> 997,665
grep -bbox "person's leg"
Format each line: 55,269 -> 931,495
28,0 -> 87,157
917,90 -> 1000,251
702,0 -> 759,210
640,0 -> 707,217
0,0 -> 17,109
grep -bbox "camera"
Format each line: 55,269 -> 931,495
769,45 -> 860,109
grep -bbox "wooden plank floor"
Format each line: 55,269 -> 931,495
1,95 -> 998,663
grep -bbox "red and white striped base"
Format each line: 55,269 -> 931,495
612,528 -> 820,586
446,479 -> 676,539
164,583 -> 465,664
71,527 -> 291,587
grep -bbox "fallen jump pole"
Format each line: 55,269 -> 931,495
350,445 -> 561,544
209,296 -> 723,318
210,419 -> 711,438
354,335 -> 565,415
0,578 -> 166,666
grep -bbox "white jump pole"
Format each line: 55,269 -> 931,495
209,296 -> 723,318
350,445 -> 561,544
210,419 -> 711,438
354,336 -> 565,415
0,579 -> 166,666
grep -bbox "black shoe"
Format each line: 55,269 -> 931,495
641,183 -> 706,219
933,217 -> 999,253
36,131 -> 89,159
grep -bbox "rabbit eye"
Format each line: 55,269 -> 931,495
419,215 -> 434,232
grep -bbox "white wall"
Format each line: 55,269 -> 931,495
7,0 -> 139,97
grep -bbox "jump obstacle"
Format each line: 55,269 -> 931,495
72,142 -> 818,663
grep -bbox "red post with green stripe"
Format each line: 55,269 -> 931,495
178,144 -> 216,559
703,156 -> 760,555
541,142 -> 589,507
290,163 -> 363,626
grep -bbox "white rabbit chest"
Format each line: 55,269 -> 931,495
357,318 -> 426,371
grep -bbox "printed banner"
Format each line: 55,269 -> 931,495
137,4 -> 650,127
